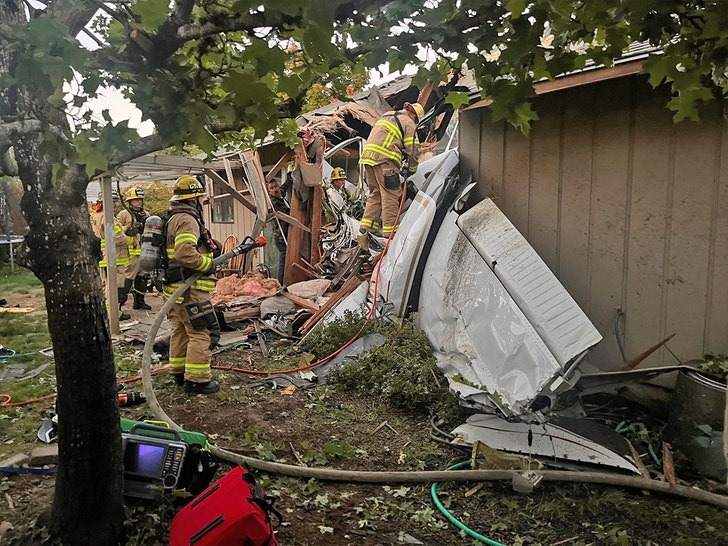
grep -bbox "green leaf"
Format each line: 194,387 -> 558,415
444,91 -> 471,110
133,0 -> 170,32
506,0 -> 528,19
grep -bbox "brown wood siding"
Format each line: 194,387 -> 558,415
205,170 -> 261,269
467,76 -> 728,371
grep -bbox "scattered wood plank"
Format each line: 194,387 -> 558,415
265,151 -> 293,183
222,306 -> 261,322
0,307 -> 34,313
253,320 -> 268,357
330,246 -> 363,289
291,262 -> 317,281
310,185 -> 323,265
281,292 -> 320,312
275,210 -> 310,233
300,275 -> 363,333
204,169 -> 257,214
284,187 -> 309,286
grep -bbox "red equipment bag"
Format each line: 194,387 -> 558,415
169,466 -> 281,546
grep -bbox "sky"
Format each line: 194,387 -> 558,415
73,11 -> 422,140
85,63 -> 408,139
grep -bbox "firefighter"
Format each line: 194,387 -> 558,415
118,186 -> 151,310
164,175 -> 220,395
359,101 -> 423,237
91,190 -> 132,320
329,167 -> 357,201
267,178 -> 290,284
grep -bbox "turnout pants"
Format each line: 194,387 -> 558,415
167,288 -> 213,384
361,161 -> 402,236
125,255 -> 140,280
101,264 -> 128,309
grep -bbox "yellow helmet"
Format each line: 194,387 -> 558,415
97,189 -> 118,201
125,186 -> 144,200
331,167 -> 346,180
171,176 -> 206,201
404,102 -> 425,123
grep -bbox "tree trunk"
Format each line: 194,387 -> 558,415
2,1 -> 125,541
13,131 -> 125,544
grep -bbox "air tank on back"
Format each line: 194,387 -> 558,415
139,215 -> 165,272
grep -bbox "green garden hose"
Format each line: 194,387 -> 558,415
430,460 -> 507,546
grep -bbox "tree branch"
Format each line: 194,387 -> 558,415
0,120 -> 43,142
108,133 -> 164,168
108,111 -> 258,168
170,0 -> 195,28
0,146 -> 18,177
172,0 -> 395,45
44,0 -> 103,37
175,12 -> 296,44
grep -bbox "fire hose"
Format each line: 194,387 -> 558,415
140,241 -> 728,511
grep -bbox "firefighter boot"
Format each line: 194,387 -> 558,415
133,290 -> 152,310
133,276 -> 152,310
184,380 -> 220,395
118,279 -> 133,320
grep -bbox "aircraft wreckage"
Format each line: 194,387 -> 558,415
307,147 -> 724,478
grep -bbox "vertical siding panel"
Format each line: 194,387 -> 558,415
665,118 -> 717,361
479,112 -> 505,203
707,120 -> 728,352
624,88 -> 673,366
502,124 -> 531,235
587,79 -> 632,368
460,108 -> 482,190
528,94 -> 562,271
558,87 -> 594,309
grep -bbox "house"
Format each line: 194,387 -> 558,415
458,50 -> 728,375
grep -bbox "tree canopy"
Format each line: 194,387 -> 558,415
1,1 -> 726,544
2,0 -> 726,180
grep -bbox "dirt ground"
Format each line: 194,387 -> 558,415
1,290 -> 728,545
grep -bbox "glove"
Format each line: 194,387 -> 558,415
405,179 -> 419,201
403,167 -> 416,179
124,226 -> 139,237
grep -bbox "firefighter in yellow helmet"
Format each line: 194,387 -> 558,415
164,175 -> 221,395
359,101 -> 422,237
329,167 -> 357,201
117,186 -> 151,310
91,189 -> 132,320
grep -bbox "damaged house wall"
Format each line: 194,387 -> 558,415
460,73 -> 728,375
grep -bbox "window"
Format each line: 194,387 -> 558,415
211,179 -> 234,224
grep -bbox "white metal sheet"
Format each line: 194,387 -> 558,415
457,199 -> 602,366
419,207 -> 563,415
451,413 -> 639,474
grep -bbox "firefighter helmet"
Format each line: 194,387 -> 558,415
331,167 -> 346,181
404,102 -> 425,123
97,189 -> 119,201
171,176 -> 206,201
125,186 -> 145,200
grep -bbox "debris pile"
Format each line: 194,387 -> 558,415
212,271 -> 281,323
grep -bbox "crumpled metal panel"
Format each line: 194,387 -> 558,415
419,207 -> 562,415
375,150 -> 461,318
451,414 -> 640,474
458,200 -> 602,366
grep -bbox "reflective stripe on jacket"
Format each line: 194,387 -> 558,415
92,212 -> 130,267
117,208 -> 146,257
360,110 -> 419,172
163,202 -> 216,300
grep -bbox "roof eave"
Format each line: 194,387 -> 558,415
464,59 -> 645,111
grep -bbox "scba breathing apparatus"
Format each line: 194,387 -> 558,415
139,175 -> 213,283
139,176 -> 266,283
